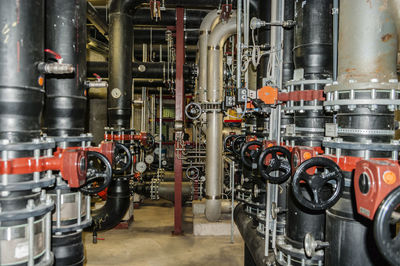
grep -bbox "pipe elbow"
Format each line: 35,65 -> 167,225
205,199 -> 221,222
109,0 -> 145,14
85,178 -> 130,232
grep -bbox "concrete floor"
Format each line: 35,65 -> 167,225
83,200 -> 244,266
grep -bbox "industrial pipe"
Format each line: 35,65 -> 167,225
323,1 -> 398,264
133,181 -> 193,203
87,61 -> 194,80
205,16 -> 237,222
87,178 -> 131,232
234,204 -> 269,266
44,0 -> 87,137
44,1 -> 89,265
257,0 -> 271,88
282,0 -> 295,83
133,9 -> 207,28
334,0 -> 397,158
107,0 -> 141,129
134,29 -> 199,45
198,9 -> 221,103
0,1 -> 54,265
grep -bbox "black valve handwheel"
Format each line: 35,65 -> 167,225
257,146 -> 292,184
80,151 -> 112,194
374,186 -> 400,266
113,143 -> 132,174
232,135 -> 246,158
186,166 -> 200,181
291,157 -> 344,211
224,134 -> 237,153
240,141 -> 263,169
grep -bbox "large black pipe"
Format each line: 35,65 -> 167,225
45,1 -> 88,265
283,0 -> 333,260
282,0 -> 295,83
292,0 -> 333,147
133,181 -> 192,202
294,0 -> 332,77
234,204 -> 268,266
108,0 -> 139,129
133,9 -> 207,28
0,1 -> 44,219
87,178 -> 131,232
256,0 -> 271,88
44,0 -> 87,137
0,1 -> 51,265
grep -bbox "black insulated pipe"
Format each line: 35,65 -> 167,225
87,178 -> 131,232
133,9 -> 207,28
44,1 -> 88,265
294,0 -> 333,78
52,231 -> 85,266
107,0 -> 145,129
44,0 -> 87,137
282,0 -> 295,83
0,2 -> 44,216
256,0 -> 271,88
87,61 -> 193,80
0,1 -> 53,265
234,204 -> 268,266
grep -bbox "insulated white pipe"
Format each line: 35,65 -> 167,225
205,16 -> 237,222
198,10 -> 221,103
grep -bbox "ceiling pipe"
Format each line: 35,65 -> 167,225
133,29 -> 199,44
87,61 -> 194,79
133,9 -> 207,27
87,2 -> 109,40
205,15 -> 237,222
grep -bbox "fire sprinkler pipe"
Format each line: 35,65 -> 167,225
205,15 -> 238,222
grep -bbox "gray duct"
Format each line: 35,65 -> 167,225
205,16 -> 237,222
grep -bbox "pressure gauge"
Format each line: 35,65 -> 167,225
135,161 -> 147,173
145,154 -> 154,164
111,88 -> 121,98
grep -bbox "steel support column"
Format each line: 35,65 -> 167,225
173,7 -> 185,235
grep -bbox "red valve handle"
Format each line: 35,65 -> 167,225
93,73 -> 101,80
44,49 -> 62,60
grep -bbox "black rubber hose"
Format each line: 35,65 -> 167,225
44,0 -> 87,137
86,177 -> 130,232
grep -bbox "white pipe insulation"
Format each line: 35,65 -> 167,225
205,15 -> 238,222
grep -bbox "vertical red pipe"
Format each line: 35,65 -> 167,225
173,7 -> 185,235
